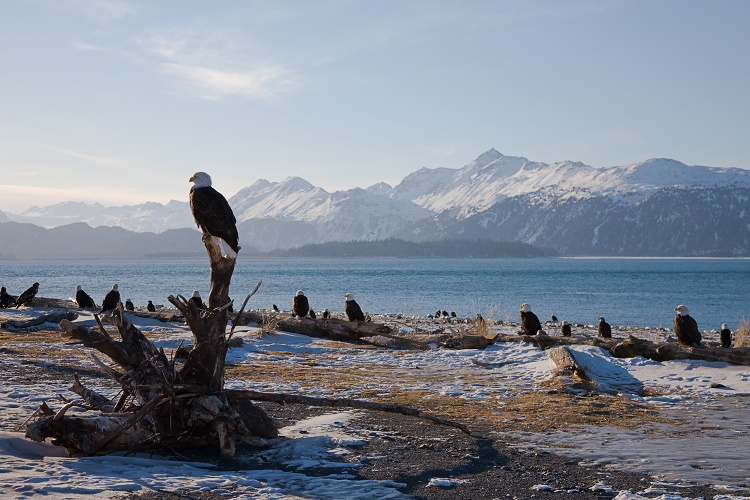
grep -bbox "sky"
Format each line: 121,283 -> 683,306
1,0 -> 749,213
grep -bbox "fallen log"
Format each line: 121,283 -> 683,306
237,311 -> 393,341
491,332 -> 750,366
2,310 -> 78,330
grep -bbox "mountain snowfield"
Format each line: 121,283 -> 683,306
3,149 -> 750,255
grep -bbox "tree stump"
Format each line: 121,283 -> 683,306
24,233 -> 277,458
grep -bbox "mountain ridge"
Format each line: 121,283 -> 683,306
2,149 -> 749,256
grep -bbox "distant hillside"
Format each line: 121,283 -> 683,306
0,222 -> 212,259
274,238 -> 557,258
398,187 -> 750,257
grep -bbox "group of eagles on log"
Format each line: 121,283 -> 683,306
0,282 -> 159,314
519,303 -> 734,348
287,290 -> 368,322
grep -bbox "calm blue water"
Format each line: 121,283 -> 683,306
1,258 -> 749,330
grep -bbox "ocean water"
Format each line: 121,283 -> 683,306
1,258 -> 749,330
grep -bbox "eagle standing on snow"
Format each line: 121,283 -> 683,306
598,316 -> 612,338
344,293 -> 365,322
0,287 -> 15,308
75,285 -> 96,308
674,305 -> 701,347
519,303 -> 541,335
15,282 -> 39,308
189,172 -> 240,259
100,284 -> 120,314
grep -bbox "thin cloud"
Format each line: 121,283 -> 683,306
161,62 -> 296,101
136,29 -> 299,101
41,144 -> 129,166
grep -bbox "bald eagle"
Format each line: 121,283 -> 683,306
189,290 -> 205,309
15,282 -> 39,308
561,320 -> 572,337
519,303 -> 541,335
189,172 -> 240,259
0,287 -> 15,308
720,323 -> 732,348
147,300 -> 156,312
100,284 -> 120,314
597,316 -> 612,338
75,285 -> 96,308
292,290 -> 310,318
674,305 -> 701,347
344,293 -> 365,322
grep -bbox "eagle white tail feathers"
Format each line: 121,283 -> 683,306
211,235 -> 239,259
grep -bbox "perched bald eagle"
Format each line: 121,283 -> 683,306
100,284 -> 120,314
597,316 -> 612,338
292,290 -> 310,318
189,172 -> 240,259
561,320 -> 572,337
322,308 -> 330,319
674,305 -> 701,347
0,286 -> 15,308
125,298 -> 135,311
189,290 -> 205,309
15,282 -> 39,308
75,285 -> 96,308
519,303 -> 541,335
720,323 -> 732,348
344,293 -> 365,322
147,300 -> 156,312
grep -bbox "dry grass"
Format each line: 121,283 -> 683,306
258,311 -> 280,337
735,316 -> 750,347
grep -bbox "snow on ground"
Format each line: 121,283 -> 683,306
1,307 -> 750,498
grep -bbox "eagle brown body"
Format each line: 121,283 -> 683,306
519,303 -> 541,335
598,317 -> 612,338
344,293 -> 365,322
189,172 -> 239,258
674,305 -> 701,346
15,282 -> 39,308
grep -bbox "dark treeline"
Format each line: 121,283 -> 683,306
273,238 -> 558,258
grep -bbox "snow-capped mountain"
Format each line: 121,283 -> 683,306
7,200 -> 194,233
3,148 -> 750,256
389,149 -> 750,217
227,177 -> 433,250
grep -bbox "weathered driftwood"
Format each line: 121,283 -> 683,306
24,232 -> 470,458
25,234 -> 280,458
237,311 -> 393,341
491,332 -> 750,366
2,310 -> 78,330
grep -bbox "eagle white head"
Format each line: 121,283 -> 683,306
75,285 -> 82,292
520,303 -> 531,313
674,304 -> 689,316
345,293 -> 355,302
112,284 -> 119,291
562,320 -> 569,326
296,290 -> 305,297
722,323 -> 728,329
189,172 -> 212,188
599,316 -> 605,322
191,290 -> 201,298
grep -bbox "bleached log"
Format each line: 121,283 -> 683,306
2,310 -> 78,330
237,311 -> 393,341
491,332 -> 750,366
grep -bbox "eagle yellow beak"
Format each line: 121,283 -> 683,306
189,175 -> 195,182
